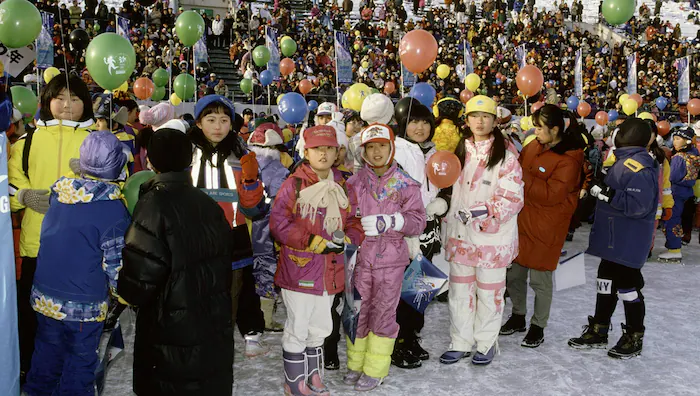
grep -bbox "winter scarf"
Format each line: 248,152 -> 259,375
296,171 -> 349,236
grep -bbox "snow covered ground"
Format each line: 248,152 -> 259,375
103,224 -> 700,396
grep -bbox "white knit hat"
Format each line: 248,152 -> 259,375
248,123 -> 284,147
360,94 -> 393,125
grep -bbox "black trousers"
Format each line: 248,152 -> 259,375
681,198 -> 696,242
236,265 -> 265,336
594,259 -> 645,332
18,257 -> 37,378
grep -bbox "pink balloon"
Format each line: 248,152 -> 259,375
629,93 -> 643,107
399,30 -> 438,74
688,98 -> 700,116
595,111 -> 608,126
577,101 -> 592,118
459,89 -> 474,104
426,151 -> 461,188
531,102 -> 544,113
515,65 -> 544,98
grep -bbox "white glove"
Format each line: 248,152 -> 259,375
361,213 -> 405,236
426,198 -> 448,217
405,236 -> 421,260
579,189 -> 588,199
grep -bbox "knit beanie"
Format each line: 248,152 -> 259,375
614,118 -> 652,149
361,94 -> 394,125
140,103 -> 176,129
79,130 -> 128,180
147,128 -> 193,173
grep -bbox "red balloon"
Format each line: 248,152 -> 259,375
515,65 -> 544,98
426,151 -> 461,188
629,93 -> 643,107
459,89 -> 474,104
399,30 -> 438,74
595,111 -> 609,126
280,58 -> 295,76
577,101 -> 592,118
299,79 -> 313,95
645,26 -> 656,40
688,98 -> 700,116
133,77 -> 155,100
657,120 -> 671,137
530,102 -> 544,113
384,81 -> 395,95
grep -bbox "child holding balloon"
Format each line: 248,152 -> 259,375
440,95 -> 524,366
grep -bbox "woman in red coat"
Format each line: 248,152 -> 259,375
500,105 -> 586,348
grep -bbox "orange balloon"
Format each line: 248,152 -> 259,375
426,151 -> 461,188
688,98 -> 700,116
530,102 -> 544,114
384,81 -> 395,95
399,29 -> 438,74
657,120 -> 671,137
133,77 -> 155,100
577,101 -> 591,118
299,79 -> 313,95
629,93 -> 643,107
280,58 -> 295,76
459,89 -> 474,104
595,111 -> 608,126
515,65 -> 544,98
645,26 -> 655,40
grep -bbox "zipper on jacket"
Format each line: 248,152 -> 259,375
57,121 -> 64,180
331,258 -> 337,289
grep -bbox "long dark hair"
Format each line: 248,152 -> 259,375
455,116 -> 507,170
532,104 -> 586,155
39,73 -> 94,122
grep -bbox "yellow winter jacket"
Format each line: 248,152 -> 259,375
8,119 -> 94,257
432,119 -> 461,152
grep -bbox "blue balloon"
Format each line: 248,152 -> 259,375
566,96 -> 579,110
608,109 -> 619,122
656,96 -> 668,111
409,83 -> 437,108
308,100 -> 319,111
260,70 -> 273,87
278,92 -> 308,124
495,78 -> 502,85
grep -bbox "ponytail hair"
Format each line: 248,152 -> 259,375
455,123 -> 507,170
532,104 -> 586,155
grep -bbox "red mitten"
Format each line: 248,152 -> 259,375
661,208 -> 672,221
240,152 -> 259,181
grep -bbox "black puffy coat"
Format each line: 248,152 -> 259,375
118,171 -> 234,396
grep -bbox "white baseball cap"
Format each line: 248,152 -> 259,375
316,102 -> 338,116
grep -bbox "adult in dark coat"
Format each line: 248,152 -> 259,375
118,128 -> 234,395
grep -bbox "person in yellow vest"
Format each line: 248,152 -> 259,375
8,73 -> 95,383
432,97 -> 465,152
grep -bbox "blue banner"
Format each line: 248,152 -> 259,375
464,41 -> 473,75
677,56 -> 690,104
401,64 -> 416,88
266,26 -> 280,82
574,49 -> 583,98
627,53 -> 637,95
37,12 -> 54,69
0,132 -> 20,396
194,33 -> 208,66
334,31 -> 352,85
116,16 -> 130,40
515,44 -> 526,69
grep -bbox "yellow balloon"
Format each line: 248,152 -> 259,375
0,60 -> 4,75
466,73 -> 481,92
523,133 -> 537,147
170,93 -> 182,106
354,44 -> 360,51
114,80 -> 129,93
43,67 -> 60,84
437,64 -> 450,79
638,112 -> 654,121
622,98 -> 638,116
277,94 -> 285,105
619,93 -> 629,105
342,83 -> 372,111
362,61 -> 369,69
520,116 -> 533,131
355,30 -> 361,37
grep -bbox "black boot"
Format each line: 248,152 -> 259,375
566,230 -> 574,241
408,337 -> 429,360
323,342 -> 339,370
391,338 -> 422,369
436,290 -> 448,302
568,316 -> 609,349
608,324 -> 644,359
499,314 -> 526,335
521,324 -> 544,348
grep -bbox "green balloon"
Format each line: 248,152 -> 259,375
174,73 -> 196,100
10,86 -> 37,116
151,85 -> 166,101
122,170 -> 156,214
152,68 -> 169,87
175,11 -> 205,47
85,33 -> 136,90
0,0 -> 42,49
602,0 -> 635,25
240,78 -> 253,94
252,46 -> 271,67
281,39 -> 297,57
371,88 -> 379,94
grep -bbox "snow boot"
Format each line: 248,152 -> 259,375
408,337 -> 429,360
521,324 -> 544,348
499,314 -> 526,335
607,324 -> 644,359
354,373 -> 383,391
391,339 -> 421,369
566,230 -> 574,241
244,332 -> 270,357
439,350 -> 471,364
346,336 -> 368,374
471,345 -> 496,365
658,249 -> 682,263
283,350 -> 313,396
343,369 -> 363,385
305,347 -> 330,396
361,332 -> 393,389
322,342 -> 339,370
260,297 -> 284,333
568,316 -> 609,349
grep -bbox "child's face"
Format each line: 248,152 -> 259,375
406,119 -> 431,143
345,120 -> 363,137
334,146 -> 347,167
197,111 -> 231,145
673,135 -> 688,151
50,88 -> 84,121
316,114 -> 332,125
534,123 -> 560,145
305,146 -> 338,172
467,112 -> 496,140
364,142 -> 391,167
95,118 -> 109,131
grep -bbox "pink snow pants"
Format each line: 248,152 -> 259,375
355,265 -> 405,339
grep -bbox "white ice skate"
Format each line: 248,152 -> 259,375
658,250 -> 682,264
244,332 -> 270,357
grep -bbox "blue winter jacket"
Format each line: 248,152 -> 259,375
669,146 -> 700,200
32,177 -> 131,322
586,147 -> 659,269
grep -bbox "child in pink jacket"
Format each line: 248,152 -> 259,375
344,124 -> 427,391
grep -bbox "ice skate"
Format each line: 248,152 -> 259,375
354,373 -> 383,391
499,314 -> 526,335
607,324 -> 644,359
244,332 -> 270,357
658,249 -> 682,263
568,316 -> 609,349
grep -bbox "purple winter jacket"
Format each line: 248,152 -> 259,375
346,162 -> 427,269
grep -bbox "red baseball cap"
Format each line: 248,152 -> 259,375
304,125 -> 339,149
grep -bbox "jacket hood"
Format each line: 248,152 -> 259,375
51,177 -> 123,205
614,146 -> 657,167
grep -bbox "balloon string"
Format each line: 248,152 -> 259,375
57,7 -> 73,122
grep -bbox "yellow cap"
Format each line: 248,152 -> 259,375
466,95 -> 497,116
